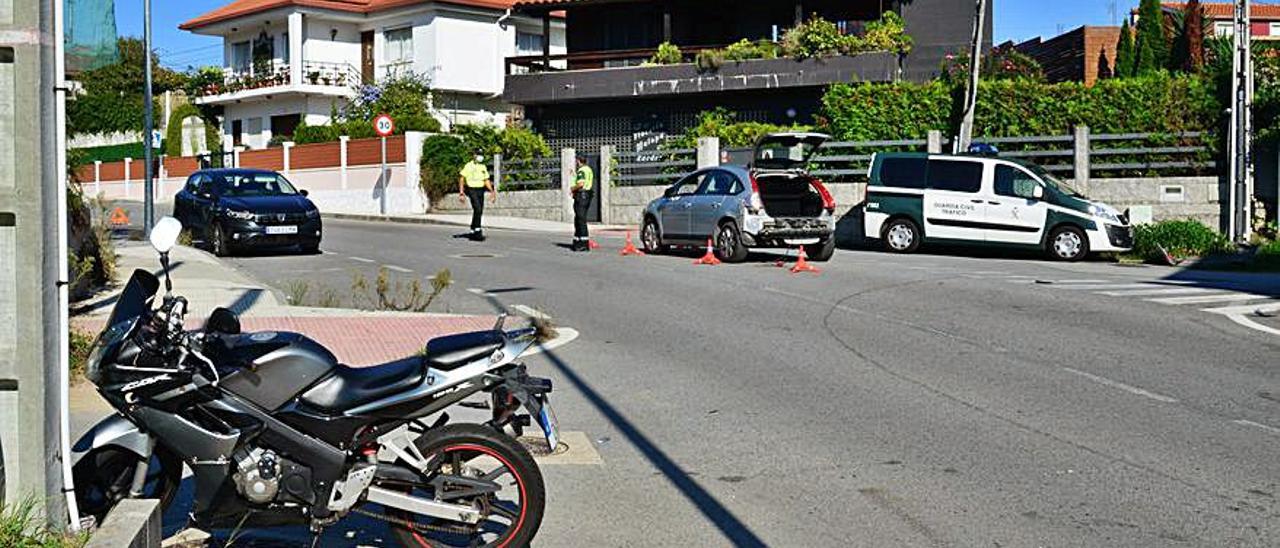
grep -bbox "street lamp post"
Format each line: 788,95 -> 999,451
143,0 -> 155,235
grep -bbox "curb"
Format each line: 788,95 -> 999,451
325,212 -> 634,234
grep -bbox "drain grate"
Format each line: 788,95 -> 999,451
517,436 -> 570,457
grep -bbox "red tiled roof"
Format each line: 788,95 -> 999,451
1160,2 -> 1280,20
180,0 -> 520,30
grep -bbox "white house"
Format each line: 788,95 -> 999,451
179,0 -> 566,150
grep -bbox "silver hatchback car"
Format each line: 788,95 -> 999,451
640,133 -> 837,263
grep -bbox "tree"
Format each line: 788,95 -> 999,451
68,37 -> 187,135
1171,0 -> 1207,72
1134,0 -> 1169,75
1116,20 -> 1136,77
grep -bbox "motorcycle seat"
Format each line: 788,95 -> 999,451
423,331 -> 505,371
299,356 -> 425,413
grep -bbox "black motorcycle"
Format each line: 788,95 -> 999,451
72,217 -> 559,547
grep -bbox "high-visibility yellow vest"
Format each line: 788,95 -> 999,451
575,165 -> 594,191
461,161 -> 489,188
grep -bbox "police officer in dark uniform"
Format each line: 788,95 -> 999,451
571,156 -> 595,252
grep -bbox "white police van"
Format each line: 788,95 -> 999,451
863,152 -> 1133,261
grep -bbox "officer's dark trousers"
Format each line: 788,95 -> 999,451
572,191 -> 593,243
466,187 -> 487,233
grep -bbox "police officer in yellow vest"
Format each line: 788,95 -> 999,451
458,154 -> 496,241
571,156 -> 595,252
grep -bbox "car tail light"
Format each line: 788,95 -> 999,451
811,178 -> 836,212
748,175 -> 764,213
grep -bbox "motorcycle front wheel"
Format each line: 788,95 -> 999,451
73,446 -> 182,525
384,423 -> 545,548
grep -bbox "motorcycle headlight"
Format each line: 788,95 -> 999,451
225,209 -> 255,221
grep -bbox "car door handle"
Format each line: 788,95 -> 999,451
987,201 -> 1001,205
970,199 -> 985,204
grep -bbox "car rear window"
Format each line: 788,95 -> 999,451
877,157 -> 927,189
926,160 -> 983,193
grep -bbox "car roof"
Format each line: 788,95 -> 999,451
195,168 -> 280,177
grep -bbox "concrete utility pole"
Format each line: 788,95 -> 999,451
143,0 -> 155,234
955,0 -> 987,153
1228,0 -> 1254,242
0,0 -> 67,522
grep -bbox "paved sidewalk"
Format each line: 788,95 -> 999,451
73,242 -> 496,365
328,211 -> 638,235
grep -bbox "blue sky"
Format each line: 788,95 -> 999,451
113,0 -> 1185,69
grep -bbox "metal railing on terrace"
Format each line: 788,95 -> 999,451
195,60 -> 360,97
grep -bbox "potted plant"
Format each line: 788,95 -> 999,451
308,71 -> 321,85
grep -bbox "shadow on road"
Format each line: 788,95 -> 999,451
537,345 -> 769,548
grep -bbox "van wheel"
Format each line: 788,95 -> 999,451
641,217 -> 667,254
882,218 -> 921,254
715,221 -> 749,263
804,238 -> 836,262
1048,225 -> 1089,261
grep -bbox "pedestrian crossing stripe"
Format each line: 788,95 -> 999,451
1096,287 -> 1225,297
1147,293 -> 1270,305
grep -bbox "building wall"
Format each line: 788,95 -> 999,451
303,20 -> 362,70
1014,26 -> 1120,86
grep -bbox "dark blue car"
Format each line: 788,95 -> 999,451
172,168 -> 322,256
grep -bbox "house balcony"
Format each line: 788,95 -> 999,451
502,47 -> 900,106
193,60 -> 361,106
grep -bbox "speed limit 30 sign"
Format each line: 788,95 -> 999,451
374,114 -> 395,137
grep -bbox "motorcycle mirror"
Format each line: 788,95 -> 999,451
493,313 -> 508,331
150,216 -> 183,255
208,307 -> 242,335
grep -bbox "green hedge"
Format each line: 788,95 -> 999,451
73,141 -> 158,164
671,108 -> 809,148
819,73 -> 1220,141
1132,219 -> 1233,261
293,115 -> 441,145
164,103 -> 221,157
420,135 -> 468,203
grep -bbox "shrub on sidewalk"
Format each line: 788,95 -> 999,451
0,498 -> 86,547
420,135 -> 469,203
1132,219 -> 1233,262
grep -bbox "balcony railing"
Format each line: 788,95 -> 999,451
195,60 -> 360,97
506,45 -> 722,75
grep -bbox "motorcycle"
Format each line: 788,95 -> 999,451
72,216 -> 558,547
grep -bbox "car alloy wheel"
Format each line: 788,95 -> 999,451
641,220 -> 661,253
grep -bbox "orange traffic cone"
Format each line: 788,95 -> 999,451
790,246 -> 820,274
693,238 -> 721,265
589,239 -> 601,250
620,232 -> 646,256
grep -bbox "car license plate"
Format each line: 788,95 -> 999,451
265,225 -> 298,235
537,399 -> 559,451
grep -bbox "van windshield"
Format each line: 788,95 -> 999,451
1023,163 -> 1085,198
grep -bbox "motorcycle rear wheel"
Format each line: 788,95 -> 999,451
385,423 -> 545,548
73,446 -> 182,525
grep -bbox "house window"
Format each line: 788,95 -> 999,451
231,119 -> 243,146
230,41 -> 251,74
384,27 -> 413,66
516,30 -> 543,56
246,118 -> 263,149
280,32 -> 289,63
1215,21 -> 1234,37
1270,22 -> 1280,37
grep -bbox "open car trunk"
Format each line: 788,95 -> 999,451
755,172 -> 827,218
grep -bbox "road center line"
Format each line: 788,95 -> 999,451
384,264 -> 413,273
348,256 -> 376,264
1061,367 -> 1178,403
466,288 -> 496,297
1232,419 -> 1280,436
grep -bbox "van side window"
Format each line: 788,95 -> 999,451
994,165 -> 1040,198
878,157 -> 927,189
926,160 -> 983,193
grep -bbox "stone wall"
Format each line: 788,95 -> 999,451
433,188 -> 565,222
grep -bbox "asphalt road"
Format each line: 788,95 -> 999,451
215,218 -> 1280,547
